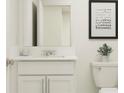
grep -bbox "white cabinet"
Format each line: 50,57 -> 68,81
17,61 -> 76,93
47,76 -> 74,93
18,76 -> 45,93
19,0 -> 33,46
18,76 -> 74,93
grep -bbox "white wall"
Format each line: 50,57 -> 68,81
71,0 -> 118,93
19,0 -> 33,46
37,0 -> 44,46
6,0 -> 19,57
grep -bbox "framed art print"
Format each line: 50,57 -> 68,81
89,0 -> 118,39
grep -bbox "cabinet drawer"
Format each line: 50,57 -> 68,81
18,62 -> 74,75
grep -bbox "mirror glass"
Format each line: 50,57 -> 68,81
42,6 -> 71,47
20,0 -> 71,47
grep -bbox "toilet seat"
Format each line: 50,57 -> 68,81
99,88 -> 118,93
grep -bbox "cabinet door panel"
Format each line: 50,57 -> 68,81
18,76 -> 45,93
47,76 -> 74,93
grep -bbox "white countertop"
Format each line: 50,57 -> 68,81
12,56 -> 77,61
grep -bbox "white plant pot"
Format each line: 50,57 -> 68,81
102,56 -> 109,62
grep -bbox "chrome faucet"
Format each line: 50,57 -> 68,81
41,50 -> 56,57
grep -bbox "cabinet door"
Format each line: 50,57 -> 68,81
47,76 -> 75,93
18,76 -> 45,93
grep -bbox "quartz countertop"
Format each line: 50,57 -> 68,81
12,56 -> 77,61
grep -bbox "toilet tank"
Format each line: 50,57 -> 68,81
91,62 -> 118,88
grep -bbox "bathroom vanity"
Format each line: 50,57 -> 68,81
7,0 -> 75,93
9,57 -> 76,93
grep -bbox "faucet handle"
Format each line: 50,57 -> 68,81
49,50 -> 56,56
41,50 -> 56,56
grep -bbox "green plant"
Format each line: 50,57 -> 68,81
97,43 -> 112,56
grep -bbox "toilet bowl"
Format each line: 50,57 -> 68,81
91,62 -> 118,93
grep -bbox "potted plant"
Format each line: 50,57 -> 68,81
97,43 -> 112,62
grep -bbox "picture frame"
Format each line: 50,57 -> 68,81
89,0 -> 118,39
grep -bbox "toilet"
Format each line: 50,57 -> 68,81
91,62 -> 118,93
